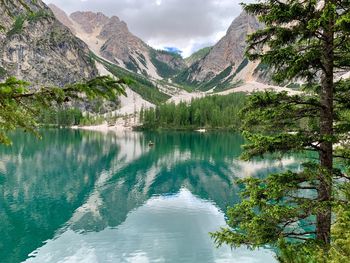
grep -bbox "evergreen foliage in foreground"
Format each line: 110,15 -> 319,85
0,76 -> 126,145
211,0 -> 350,260
140,93 -> 247,130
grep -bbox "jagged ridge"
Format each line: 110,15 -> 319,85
175,12 -> 264,91
49,4 -> 186,80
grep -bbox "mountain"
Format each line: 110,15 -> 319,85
184,47 -> 212,66
49,4 -> 186,80
47,4 -> 284,103
175,12 -> 264,91
0,0 -> 97,87
48,4 -> 275,96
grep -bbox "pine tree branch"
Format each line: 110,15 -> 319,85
333,154 -> 350,161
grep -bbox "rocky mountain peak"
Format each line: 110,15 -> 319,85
47,3 -> 74,32
177,11 -> 262,87
110,16 -> 124,25
49,5 -> 186,79
227,11 -> 260,35
213,11 -> 261,69
70,11 -> 110,34
98,16 -> 130,40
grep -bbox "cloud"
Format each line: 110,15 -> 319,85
43,0 -> 244,57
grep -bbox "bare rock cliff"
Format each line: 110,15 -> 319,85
0,0 -> 97,87
186,12 -> 262,83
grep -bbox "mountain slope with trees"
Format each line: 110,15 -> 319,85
184,46 -> 212,66
175,12 -> 266,91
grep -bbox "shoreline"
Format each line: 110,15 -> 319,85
71,123 -> 133,133
70,123 -> 239,133
69,82 -> 299,134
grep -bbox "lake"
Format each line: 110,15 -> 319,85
0,129 -> 301,263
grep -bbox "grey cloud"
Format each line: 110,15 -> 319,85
43,0 -> 244,56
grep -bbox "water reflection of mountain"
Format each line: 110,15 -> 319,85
69,131 -> 301,232
0,130 -> 121,263
25,189 -> 276,263
0,130 -> 300,262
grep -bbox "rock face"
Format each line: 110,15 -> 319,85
178,12 -> 263,89
49,4 -> 186,80
0,0 -> 98,87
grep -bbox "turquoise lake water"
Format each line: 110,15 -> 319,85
0,129 -> 301,263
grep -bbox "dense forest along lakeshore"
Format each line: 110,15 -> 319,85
0,129 -> 303,263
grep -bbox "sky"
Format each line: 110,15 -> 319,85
43,0 -> 244,57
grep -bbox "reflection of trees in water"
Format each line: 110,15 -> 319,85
69,132 -> 243,231
0,130 -> 302,263
0,129 -> 120,263
70,132 -> 302,234
141,131 -> 244,160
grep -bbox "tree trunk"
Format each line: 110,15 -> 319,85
317,1 -> 334,245
317,109 -> 333,245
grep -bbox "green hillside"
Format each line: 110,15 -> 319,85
90,52 -> 170,105
184,46 -> 212,65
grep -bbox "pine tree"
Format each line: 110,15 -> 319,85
139,106 -> 144,123
0,76 -> 126,144
211,0 -> 350,253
